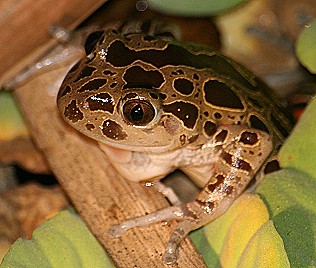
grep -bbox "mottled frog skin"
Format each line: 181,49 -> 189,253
57,22 -> 293,264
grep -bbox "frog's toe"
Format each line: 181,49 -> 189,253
108,224 -> 126,238
162,219 -> 196,264
163,245 -> 178,265
108,205 -> 185,238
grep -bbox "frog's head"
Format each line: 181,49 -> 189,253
57,30 -> 202,153
57,80 -> 201,153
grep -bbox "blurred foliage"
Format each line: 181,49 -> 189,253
296,19 -> 316,74
279,97 -> 316,181
0,92 -> 28,140
147,0 -> 248,16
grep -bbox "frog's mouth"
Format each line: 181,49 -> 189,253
97,137 -> 179,154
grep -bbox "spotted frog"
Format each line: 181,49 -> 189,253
57,22 -> 293,264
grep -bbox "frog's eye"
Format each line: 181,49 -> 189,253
122,100 -> 156,126
84,30 -> 104,55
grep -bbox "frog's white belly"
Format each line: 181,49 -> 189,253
99,142 -> 217,185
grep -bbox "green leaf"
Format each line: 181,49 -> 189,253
296,19 -> 316,73
191,193 -> 290,267
257,169 -> 316,268
237,221 -> 290,268
147,0 -> 247,17
0,210 -> 115,268
279,97 -> 316,181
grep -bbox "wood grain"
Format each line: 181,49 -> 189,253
13,46 -> 207,267
0,0 -> 106,85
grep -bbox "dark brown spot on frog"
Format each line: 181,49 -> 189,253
239,131 -> 258,145
102,120 -> 127,140
196,200 -> 215,212
264,159 -> 280,174
85,123 -> 95,131
159,93 -> 167,100
103,70 -> 116,76
123,66 -> 164,89
173,78 -> 194,95
215,129 -> 228,142
122,93 -> 137,101
193,74 -> 199,80
105,40 -> 259,91
58,85 -> 71,98
208,174 -> 225,192
188,134 -> 199,144
86,93 -> 114,113
249,115 -> 269,134
84,31 -> 105,55
214,112 -> 222,119
110,82 -> 117,88
78,78 -> 107,92
64,100 -> 83,123
204,201 -> 215,211
106,40 -> 201,68
176,69 -> 184,75
180,134 -> 186,145
163,101 -> 198,129
221,151 -> 252,172
73,66 -> 97,82
204,80 -> 244,109
224,185 -> 234,195
248,97 -> 263,109
149,92 -> 159,99
203,111 -> 209,117
204,121 -> 217,137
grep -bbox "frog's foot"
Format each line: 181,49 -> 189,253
108,204 -> 189,265
108,200 -> 231,265
108,205 -> 184,239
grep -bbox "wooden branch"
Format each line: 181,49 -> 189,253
0,0 -> 107,85
12,46 -> 207,267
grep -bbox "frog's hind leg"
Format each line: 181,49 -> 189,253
109,125 -> 273,264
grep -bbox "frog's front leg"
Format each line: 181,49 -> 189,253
109,125 -> 273,264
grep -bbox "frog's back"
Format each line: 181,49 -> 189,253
57,28 -> 293,154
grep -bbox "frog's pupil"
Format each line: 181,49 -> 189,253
122,100 -> 155,126
131,104 -> 144,122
